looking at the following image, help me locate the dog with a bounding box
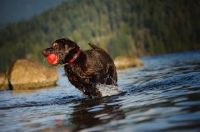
[42,38,117,98]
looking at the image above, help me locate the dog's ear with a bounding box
[64,38,79,54]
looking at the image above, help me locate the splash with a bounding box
[96,75,120,97]
[96,84,120,97]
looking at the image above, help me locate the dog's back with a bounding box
[88,43,114,64]
[87,43,117,85]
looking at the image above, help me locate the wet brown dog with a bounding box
[42,38,117,98]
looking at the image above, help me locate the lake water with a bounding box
[0,50,200,132]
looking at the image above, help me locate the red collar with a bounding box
[63,49,81,65]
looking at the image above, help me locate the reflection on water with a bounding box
[68,96,125,131]
[0,50,200,132]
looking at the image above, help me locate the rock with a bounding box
[114,56,143,70]
[6,59,59,90]
[0,73,9,91]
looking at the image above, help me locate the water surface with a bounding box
[0,50,200,132]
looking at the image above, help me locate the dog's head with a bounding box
[42,38,80,65]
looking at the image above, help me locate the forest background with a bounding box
[0,0,200,72]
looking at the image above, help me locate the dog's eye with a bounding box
[52,43,58,47]
[53,43,58,47]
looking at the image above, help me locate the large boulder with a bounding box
[5,59,59,90]
[114,56,143,70]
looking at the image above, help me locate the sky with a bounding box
[0,0,69,28]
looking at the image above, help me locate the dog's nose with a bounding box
[42,50,48,56]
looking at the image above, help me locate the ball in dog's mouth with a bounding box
[46,54,58,64]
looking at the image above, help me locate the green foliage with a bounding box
[0,0,200,72]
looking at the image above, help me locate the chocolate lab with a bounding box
[42,38,117,98]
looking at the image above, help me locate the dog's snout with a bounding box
[42,50,48,57]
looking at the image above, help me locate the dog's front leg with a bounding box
[72,82,93,98]
[71,72,102,98]
[78,82,102,98]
